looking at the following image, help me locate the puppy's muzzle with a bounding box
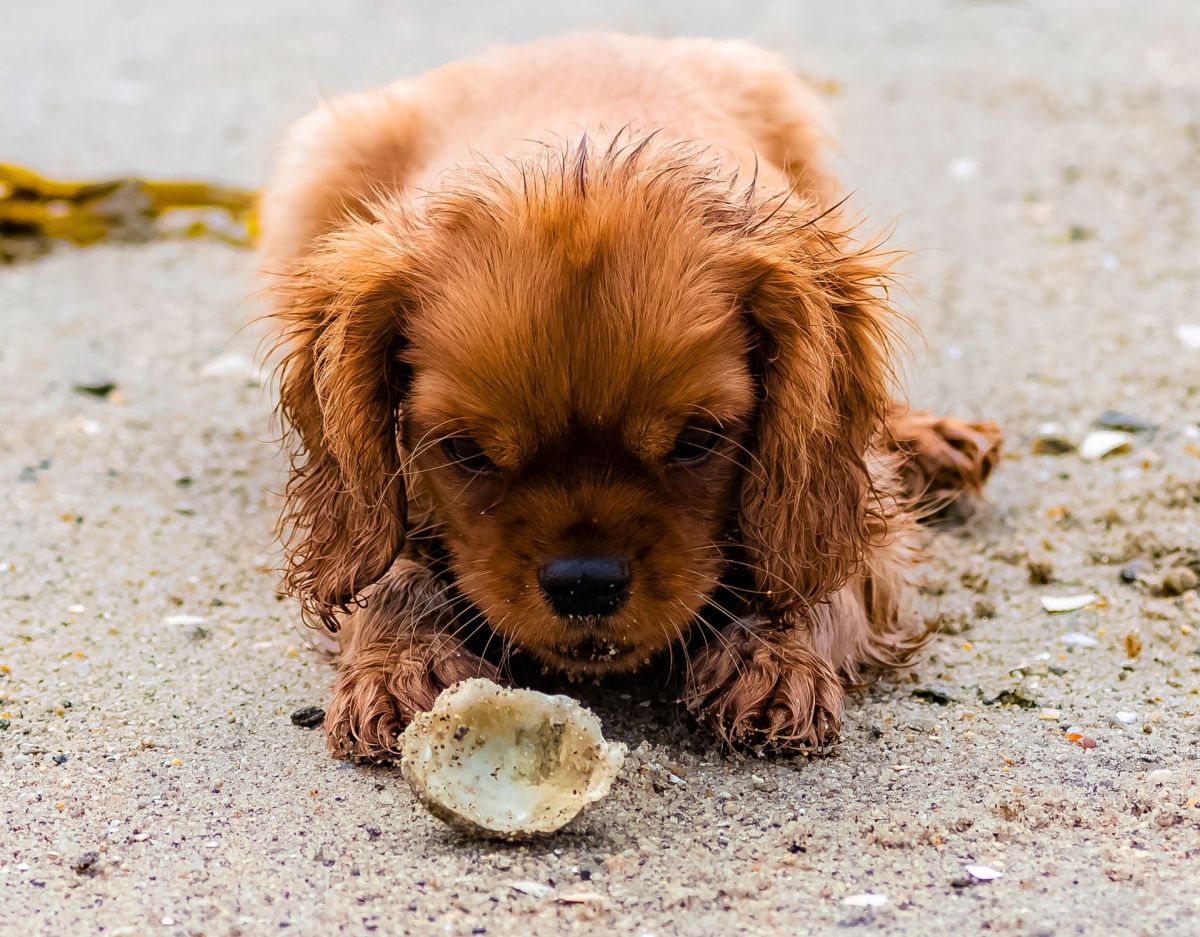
[537,555,630,619]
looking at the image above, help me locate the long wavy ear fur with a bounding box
[271,215,415,630]
[729,202,899,617]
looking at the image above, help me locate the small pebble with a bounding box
[290,705,326,728]
[1094,409,1156,434]
[1113,711,1138,725]
[1032,433,1075,456]
[1039,709,1062,721]
[71,851,100,875]
[1160,567,1198,597]
[72,380,118,399]
[1146,769,1175,785]
[1027,559,1054,584]
[1119,559,1146,584]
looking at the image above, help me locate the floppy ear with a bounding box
[271,217,415,630]
[731,211,897,616]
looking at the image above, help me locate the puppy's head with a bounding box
[276,138,895,672]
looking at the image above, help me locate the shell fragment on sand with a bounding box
[510,881,553,898]
[1177,324,1200,349]
[400,679,626,840]
[163,614,207,626]
[1042,594,1098,614]
[1078,430,1133,461]
[842,893,889,907]
[199,353,260,380]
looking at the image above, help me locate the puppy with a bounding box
[260,33,1001,760]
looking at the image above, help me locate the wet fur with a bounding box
[260,34,1002,759]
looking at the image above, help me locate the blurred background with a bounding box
[6,0,1196,404]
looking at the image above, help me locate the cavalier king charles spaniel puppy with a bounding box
[260,33,1001,760]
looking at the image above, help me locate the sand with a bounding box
[2,1,1197,934]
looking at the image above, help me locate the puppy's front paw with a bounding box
[326,638,499,763]
[683,622,843,754]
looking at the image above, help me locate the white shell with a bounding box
[1078,430,1132,461]
[400,679,626,840]
[1177,323,1200,349]
[1042,594,1098,613]
[842,893,889,907]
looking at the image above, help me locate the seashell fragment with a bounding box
[1177,323,1200,349]
[1031,422,1075,455]
[1042,593,1098,614]
[400,679,626,840]
[842,893,889,907]
[1078,430,1132,461]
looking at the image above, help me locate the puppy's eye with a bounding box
[667,422,720,464]
[441,435,495,473]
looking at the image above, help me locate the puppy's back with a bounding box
[260,33,835,269]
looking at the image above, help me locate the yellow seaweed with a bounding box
[0,162,257,262]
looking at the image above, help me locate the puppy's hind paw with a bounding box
[887,408,1003,514]
[683,623,843,755]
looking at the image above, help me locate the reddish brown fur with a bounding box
[260,34,1002,760]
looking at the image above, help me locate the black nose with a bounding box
[537,555,630,618]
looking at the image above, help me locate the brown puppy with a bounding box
[260,33,1001,760]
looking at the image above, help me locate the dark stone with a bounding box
[1094,409,1156,434]
[71,851,101,875]
[1120,559,1147,583]
[290,705,326,728]
[982,689,1038,709]
[72,381,117,399]
[912,687,957,705]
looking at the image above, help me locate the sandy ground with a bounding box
[2,1,1199,934]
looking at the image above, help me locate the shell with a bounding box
[1042,593,1098,613]
[1078,430,1132,461]
[400,679,626,840]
